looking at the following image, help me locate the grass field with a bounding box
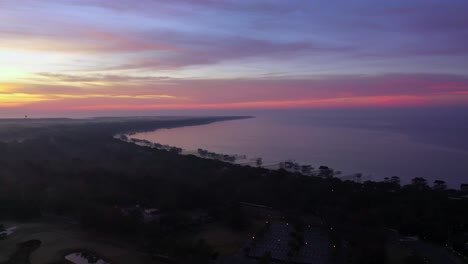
[385,242,411,264]
[0,220,153,264]
[194,220,264,256]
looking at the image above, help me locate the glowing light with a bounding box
[0,93,52,107]
[0,67,25,82]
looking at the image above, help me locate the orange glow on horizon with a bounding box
[22,94,434,112]
[3,74,468,112]
[0,93,52,107]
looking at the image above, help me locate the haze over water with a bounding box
[133,109,468,188]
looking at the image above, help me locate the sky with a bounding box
[1,0,468,116]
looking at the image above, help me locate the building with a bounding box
[461,184,468,192]
[240,202,281,219]
[245,223,331,264]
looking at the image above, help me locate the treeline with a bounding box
[0,119,468,263]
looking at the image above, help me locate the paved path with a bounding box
[387,229,466,264]
[405,240,466,264]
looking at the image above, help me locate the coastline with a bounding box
[0,115,253,142]
[118,115,254,137]
[118,116,255,163]
[123,117,342,180]
[124,114,468,188]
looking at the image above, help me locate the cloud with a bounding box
[2,0,468,75]
[3,73,468,111]
[107,33,352,70]
[2,0,468,114]
[0,24,177,54]
[35,73,173,83]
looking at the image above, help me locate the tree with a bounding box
[0,224,5,240]
[319,166,334,178]
[390,176,400,186]
[433,180,447,190]
[404,255,426,264]
[243,246,251,256]
[81,252,99,264]
[226,204,250,231]
[258,251,272,264]
[256,157,263,167]
[411,177,428,188]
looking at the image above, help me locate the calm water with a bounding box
[132,110,468,187]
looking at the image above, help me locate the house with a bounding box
[245,223,331,264]
[119,205,161,223]
[461,184,468,192]
[188,210,214,225]
[240,202,281,219]
[143,208,161,223]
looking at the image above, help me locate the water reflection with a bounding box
[132,113,468,187]
[65,252,110,264]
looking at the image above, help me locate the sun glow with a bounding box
[0,89,183,108]
[0,93,51,107]
[0,1,467,113]
[0,67,26,82]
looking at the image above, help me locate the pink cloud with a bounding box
[6,73,468,112]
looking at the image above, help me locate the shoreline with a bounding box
[118,116,255,163]
[123,115,468,188]
[122,118,350,181]
[120,115,254,137]
[0,115,253,142]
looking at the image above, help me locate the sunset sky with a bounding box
[1,0,468,115]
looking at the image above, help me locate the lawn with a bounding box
[385,242,411,264]
[0,220,153,264]
[194,220,264,256]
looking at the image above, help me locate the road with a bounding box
[387,229,466,264]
